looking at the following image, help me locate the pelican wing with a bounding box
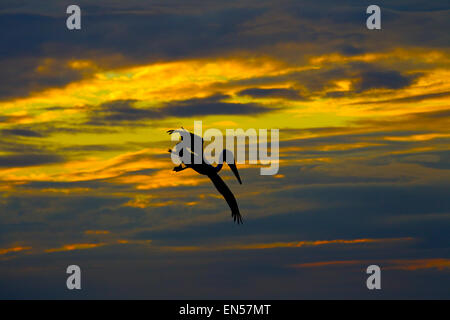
[208,173,243,224]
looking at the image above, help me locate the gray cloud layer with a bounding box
[86,94,275,125]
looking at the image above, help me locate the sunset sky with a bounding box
[0,0,449,298]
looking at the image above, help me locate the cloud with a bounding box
[224,61,424,99]
[338,45,366,56]
[45,243,106,253]
[387,258,450,271]
[0,57,92,100]
[355,70,421,92]
[0,114,33,124]
[87,95,275,125]
[354,108,450,133]
[0,153,64,168]
[386,150,450,170]
[60,143,129,153]
[84,230,110,235]
[1,128,44,137]
[290,258,450,271]
[0,246,31,255]
[290,260,364,268]
[162,94,276,117]
[1,1,447,102]
[237,87,307,100]
[162,237,414,252]
[4,121,119,137]
[86,99,162,125]
[351,91,450,105]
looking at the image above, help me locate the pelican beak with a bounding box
[228,163,242,184]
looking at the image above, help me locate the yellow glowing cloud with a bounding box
[384,133,450,142]
[0,56,286,115]
[0,48,448,196]
[124,196,175,208]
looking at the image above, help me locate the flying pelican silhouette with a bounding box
[168,128,243,224]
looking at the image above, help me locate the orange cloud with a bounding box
[45,243,106,253]
[162,237,413,252]
[84,230,110,235]
[116,239,152,245]
[0,246,32,255]
[290,258,450,272]
[387,259,450,271]
[123,194,177,208]
[45,239,151,254]
[230,237,413,250]
[291,260,364,268]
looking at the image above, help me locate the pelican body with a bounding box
[168,129,243,224]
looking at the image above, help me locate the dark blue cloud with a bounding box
[2,128,44,137]
[238,87,307,100]
[0,153,64,168]
[87,95,275,125]
[356,70,421,92]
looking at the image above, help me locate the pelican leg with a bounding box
[173,164,187,172]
